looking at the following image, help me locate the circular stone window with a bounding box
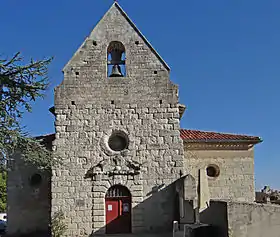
[30,173,42,187]
[108,132,129,152]
[206,165,220,178]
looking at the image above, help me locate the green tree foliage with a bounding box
[0,171,6,212]
[0,52,56,169]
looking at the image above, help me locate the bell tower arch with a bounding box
[107,41,126,77]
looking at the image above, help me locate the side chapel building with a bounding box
[7,2,262,236]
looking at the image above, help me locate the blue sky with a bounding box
[1,0,280,190]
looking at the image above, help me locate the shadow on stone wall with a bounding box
[5,181,177,237]
[3,230,50,237]
[92,180,179,236]
[180,200,228,237]
[6,163,52,237]
[200,201,229,237]
[6,182,229,237]
[91,183,228,237]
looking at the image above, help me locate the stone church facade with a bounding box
[7,2,262,236]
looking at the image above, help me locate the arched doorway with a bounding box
[105,185,132,234]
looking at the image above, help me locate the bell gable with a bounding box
[62,2,170,80]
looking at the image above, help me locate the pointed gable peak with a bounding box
[108,2,170,71]
[64,1,170,72]
[111,1,121,8]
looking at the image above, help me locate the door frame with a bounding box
[105,185,132,234]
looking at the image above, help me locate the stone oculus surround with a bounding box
[51,2,184,236]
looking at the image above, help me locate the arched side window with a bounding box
[107,41,126,77]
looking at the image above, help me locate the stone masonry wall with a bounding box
[192,201,280,237]
[227,201,280,237]
[7,153,51,235]
[52,4,184,236]
[183,144,255,202]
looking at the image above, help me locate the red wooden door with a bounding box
[105,186,131,234]
[105,199,120,234]
[105,197,131,234]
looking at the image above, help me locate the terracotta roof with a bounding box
[180,129,262,143]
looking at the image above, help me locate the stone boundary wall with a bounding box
[227,201,280,237]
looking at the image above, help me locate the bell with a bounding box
[110,65,123,77]
[110,50,123,65]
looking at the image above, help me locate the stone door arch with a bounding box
[105,185,132,234]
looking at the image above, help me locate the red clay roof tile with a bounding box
[180,129,262,143]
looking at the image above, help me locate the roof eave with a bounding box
[49,106,55,116]
[182,139,262,144]
[179,104,186,120]
[34,133,55,140]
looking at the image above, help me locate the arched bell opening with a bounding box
[105,185,132,234]
[107,41,126,77]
